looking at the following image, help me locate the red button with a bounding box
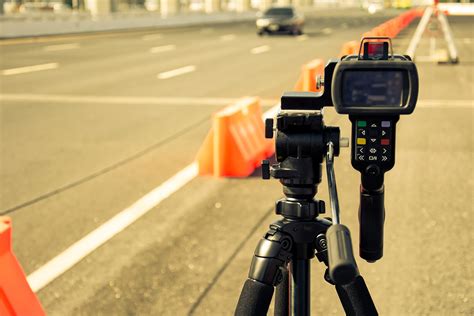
[381,139,390,145]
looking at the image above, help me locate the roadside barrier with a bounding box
[0,217,45,316]
[363,8,424,38]
[340,8,424,56]
[340,41,359,56]
[293,59,324,92]
[196,97,273,177]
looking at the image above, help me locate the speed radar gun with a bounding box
[235,37,418,316]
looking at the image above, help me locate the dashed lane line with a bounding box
[1,63,59,76]
[250,45,270,54]
[26,104,281,293]
[142,34,163,41]
[220,34,236,41]
[297,34,309,41]
[43,43,80,52]
[157,65,196,79]
[0,94,279,107]
[149,45,176,53]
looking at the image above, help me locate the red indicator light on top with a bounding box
[381,139,390,145]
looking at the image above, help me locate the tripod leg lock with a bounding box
[248,231,293,286]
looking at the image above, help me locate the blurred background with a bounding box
[0,0,472,315]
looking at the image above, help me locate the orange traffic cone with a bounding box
[196,97,274,177]
[0,217,45,316]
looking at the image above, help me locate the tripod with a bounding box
[235,111,378,316]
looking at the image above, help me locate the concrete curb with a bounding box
[0,11,257,39]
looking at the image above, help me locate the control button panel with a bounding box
[354,119,394,165]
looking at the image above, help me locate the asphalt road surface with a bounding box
[0,9,472,316]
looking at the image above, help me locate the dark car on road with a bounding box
[256,6,304,36]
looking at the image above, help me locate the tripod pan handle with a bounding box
[326,224,358,285]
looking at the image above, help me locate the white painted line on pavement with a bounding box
[200,27,214,34]
[1,63,59,76]
[0,94,279,107]
[157,65,196,79]
[27,163,199,292]
[142,34,162,41]
[322,27,332,35]
[43,43,80,52]
[220,34,236,41]
[418,100,473,108]
[26,103,281,293]
[251,45,270,54]
[297,35,308,41]
[149,45,176,53]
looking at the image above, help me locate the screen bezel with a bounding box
[332,60,418,115]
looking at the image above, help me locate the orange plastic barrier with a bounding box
[293,59,324,92]
[0,217,45,316]
[196,97,274,177]
[340,8,424,57]
[340,41,360,57]
[362,8,424,39]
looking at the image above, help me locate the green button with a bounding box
[357,121,367,127]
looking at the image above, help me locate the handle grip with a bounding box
[326,224,358,285]
[336,275,378,316]
[359,187,385,262]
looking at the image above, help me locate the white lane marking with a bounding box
[297,35,308,41]
[43,43,80,52]
[418,100,473,108]
[149,45,176,53]
[220,34,236,41]
[27,163,199,292]
[26,103,281,293]
[0,94,279,107]
[1,63,58,76]
[322,27,332,35]
[157,65,196,79]
[200,27,214,34]
[142,34,162,41]
[251,45,270,54]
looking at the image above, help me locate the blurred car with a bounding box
[256,6,304,36]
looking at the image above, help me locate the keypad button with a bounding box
[357,138,366,145]
[381,139,390,145]
[358,121,367,127]
[381,121,391,127]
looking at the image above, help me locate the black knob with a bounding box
[265,118,274,139]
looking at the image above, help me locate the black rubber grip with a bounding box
[235,279,274,316]
[336,275,378,316]
[326,224,358,285]
[359,188,385,262]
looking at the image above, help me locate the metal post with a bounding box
[290,259,310,316]
[437,11,459,63]
[406,6,433,59]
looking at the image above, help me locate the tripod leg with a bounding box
[274,265,289,316]
[335,275,378,316]
[235,230,292,316]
